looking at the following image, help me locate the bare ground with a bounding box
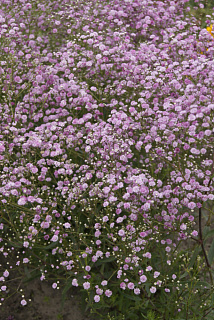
[0,278,97,320]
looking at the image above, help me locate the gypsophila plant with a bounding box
[0,0,214,319]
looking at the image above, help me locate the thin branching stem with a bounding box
[198,207,213,286]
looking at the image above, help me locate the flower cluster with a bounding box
[0,0,213,318]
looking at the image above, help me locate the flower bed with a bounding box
[0,0,214,319]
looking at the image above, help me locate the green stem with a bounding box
[199,208,213,285]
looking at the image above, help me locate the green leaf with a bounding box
[145,283,151,295]
[179,271,189,279]
[62,278,73,297]
[90,302,102,309]
[203,226,210,237]
[208,239,214,265]
[122,293,142,302]
[34,241,59,250]
[23,270,41,283]
[7,240,22,248]
[60,279,74,311]
[212,292,214,305]
[159,290,166,304]
[204,230,214,243]
[206,310,214,320]
[188,246,201,269]
[117,294,123,311]
[24,266,31,278]
[194,280,211,289]
[100,263,105,275]
[94,256,116,267]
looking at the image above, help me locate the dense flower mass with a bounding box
[0,0,214,319]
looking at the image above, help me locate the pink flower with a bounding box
[52,283,57,289]
[103,187,110,194]
[63,223,71,229]
[96,250,103,258]
[188,202,196,210]
[143,203,150,211]
[118,229,125,237]
[18,197,27,206]
[205,130,211,136]
[134,288,140,295]
[1,285,7,291]
[51,235,58,242]
[95,230,101,237]
[3,270,9,277]
[94,295,100,302]
[150,286,156,293]
[0,143,5,152]
[190,148,200,155]
[41,222,50,229]
[60,100,66,107]
[105,289,112,297]
[143,252,151,258]
[127,282,134,290]
[192,230,198,237]
[154,271,160,278]
[27,196,36,203]
[135,141,143,151]
[146,266,152,271]
[180,223,187,231]
[145,144,152,152]
[21,299,27,306]
[36,75,43,83]
[103,216,109,222]
[85,266,91,272]
[124,202,130,209]
[92,256,98,262]
[140,232,147,238]
[83,281,90,290]
[120,282,126,290]
[96,288,103,295]
[140,275,147,283]
[72,279,78,287]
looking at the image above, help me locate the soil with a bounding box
[0,278,97,320]
[0,251,97,320]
